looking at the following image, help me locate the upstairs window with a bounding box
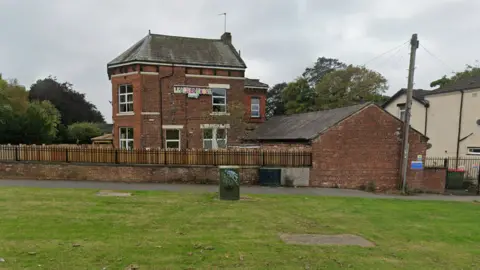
[251,97,260,118]
[398,104,406,121]
[467,147,480,155]
[212,88,227,113]
[119,84,133,113]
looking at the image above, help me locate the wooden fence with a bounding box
[0,146,312,167]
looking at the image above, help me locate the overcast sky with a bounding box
[1,0,479,122]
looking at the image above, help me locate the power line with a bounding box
[362,40,409,66]
[420,44,455,73]
[376,42,409,67]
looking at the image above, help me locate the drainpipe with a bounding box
[424,103,429,136]
[455,90,464,168]
[159,65,175,148]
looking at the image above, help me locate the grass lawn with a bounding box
[0,188,479,269]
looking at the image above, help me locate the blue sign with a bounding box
[411,161,423,170]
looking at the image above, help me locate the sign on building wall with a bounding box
[173,86,212,95]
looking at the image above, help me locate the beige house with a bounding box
[383,76,480,158]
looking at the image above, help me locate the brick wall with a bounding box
[0,162,259,185]
[409,168,446,193]
[110,65,266,149]
[310,105,428,190]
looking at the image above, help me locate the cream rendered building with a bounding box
[383,76,480,158]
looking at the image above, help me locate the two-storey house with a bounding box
[383,75,480,158]
[107,32,268,149]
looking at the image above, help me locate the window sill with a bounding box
[210,112,230,116]
[116,112,135,116]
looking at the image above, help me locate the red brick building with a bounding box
[107,32,268,149]
[246,103,440,191]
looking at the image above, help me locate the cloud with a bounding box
[0,0,478,122]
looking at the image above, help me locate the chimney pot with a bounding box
[221,32,232,44]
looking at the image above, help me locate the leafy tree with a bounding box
[430,63,480,88]
[67,122,103,144]
[29,76,105,126]
[20,101,61,144]
[266,82,287,118]
[282,78,316,115]
[315,65,388,110]
[303,57,347,87]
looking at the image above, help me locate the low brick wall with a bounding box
[0,162,259,185]
[409,167,446,193]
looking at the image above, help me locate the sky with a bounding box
[1,0,479,123]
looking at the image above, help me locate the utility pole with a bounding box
[401,33,419,194]
[219,13,227,32]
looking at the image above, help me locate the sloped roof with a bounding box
[91,133,113,141]
[425,75,480,95]
[245,78,269,89]
[382,88,430,108]
[108,33,246,68]
[246,103,370,141]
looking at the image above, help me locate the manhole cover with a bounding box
[280,234,375,247]
[96,190,132,197]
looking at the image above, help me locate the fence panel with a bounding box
[0,145,312,167]
[425,157,480,179]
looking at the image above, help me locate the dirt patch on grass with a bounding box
[96,190,132,197]
[280,234,375,247]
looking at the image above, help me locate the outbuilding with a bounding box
[246,103,444,191]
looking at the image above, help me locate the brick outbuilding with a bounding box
[246,103,437,191]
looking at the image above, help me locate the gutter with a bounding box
[455,90,465,168]
[159,65,175,148]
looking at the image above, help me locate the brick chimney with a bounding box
[221,32,232,44]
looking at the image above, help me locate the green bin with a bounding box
[446,170,465,189]
[219,166,240,200]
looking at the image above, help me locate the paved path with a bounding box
[0,179,477,202]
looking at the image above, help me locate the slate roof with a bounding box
[425,75,480,95]
[246,103,370,141]
[382,89,431,108]
[108,33,246,68]
[245,78,269,89]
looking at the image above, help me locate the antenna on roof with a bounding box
[218,12,227,32]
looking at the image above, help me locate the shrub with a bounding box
[365,181,376,192]
[284,176,295,187]
[67,122,103,144]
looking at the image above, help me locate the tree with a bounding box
[67,122,103,144]
[315,65,388,110]
[282,78,316,115]
[29,76,105,126]
[430,63,480,88]
[20,101,61,144]
[302,57,347,87]
[266,82,287,118]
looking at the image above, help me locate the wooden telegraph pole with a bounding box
[401,34,419,194]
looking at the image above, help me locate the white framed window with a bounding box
[251,97,260,118]
[212,88,227,113]
[119,127,134,150]
[165,129,181,149]
[203,127,227,149]
[467,147,480,155]
[398,104,406,121]
[118,84,133,113]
